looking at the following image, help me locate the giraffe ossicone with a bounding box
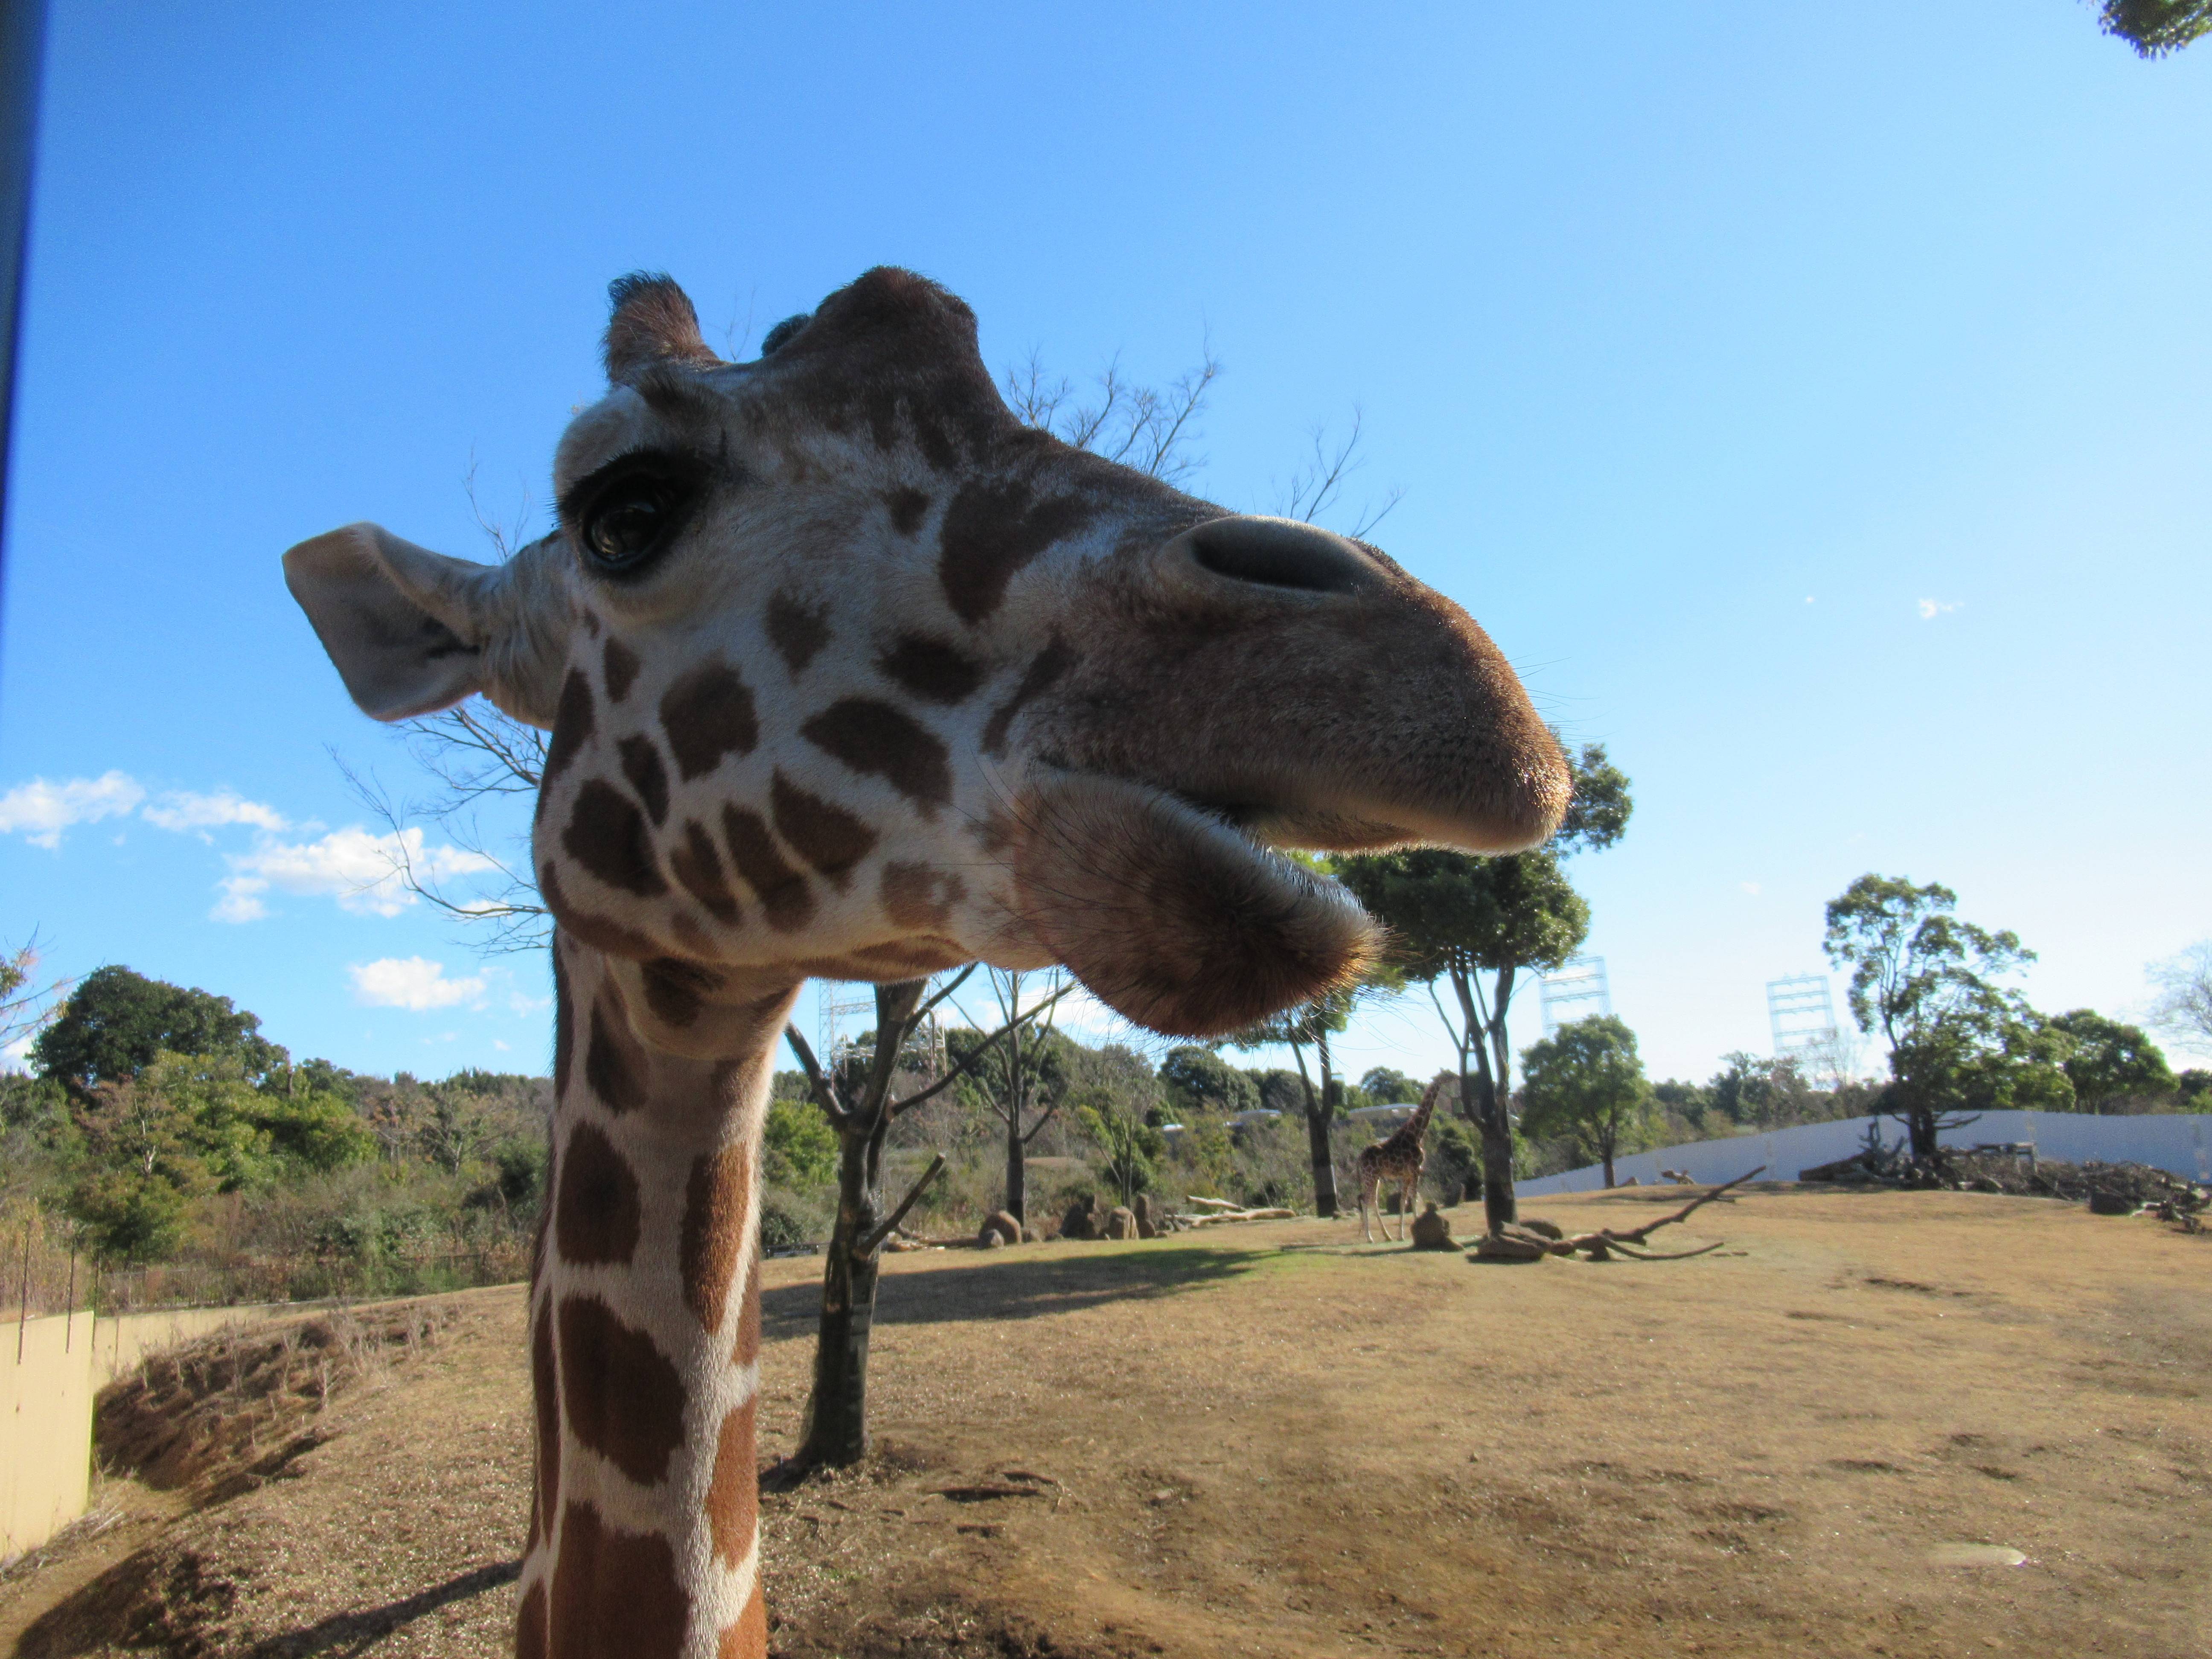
[283,265,1568,1659]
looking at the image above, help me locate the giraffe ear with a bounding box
[282,522,570,727]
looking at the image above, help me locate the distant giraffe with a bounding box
[1356,1075,1447,1243]
[282,268,1567,1658]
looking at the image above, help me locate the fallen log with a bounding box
[1182,1206,1297,1226]
[1554,1166,1763,1259]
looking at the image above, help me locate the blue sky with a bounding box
[2,2,2206,1087]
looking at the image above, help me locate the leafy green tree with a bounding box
[763,1098,839,1187]
[1706,1052,1825,1129]
[1358,1066,1420,1105]
[2097,0,2212,56]
[1336,742,1630,1232]
[1823,875,2046,1156]
[2045,1010,2174,1114]
[1519,1016,1655,1188]
[1226,973,1389,1218]
[33,966,283,1087]
[1077,1090,1167,1206]
[1650,1078,1711,1134]
[1158,1045,1260,1116]
[67,1074,211,1260]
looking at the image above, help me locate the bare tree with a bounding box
[779,969,1068,1469]
[1003,347,1220,487]
[2148,941,2212,1057]
[0,933,70,1057]
[958,967,1071,1226]
[1272,407,1404,540]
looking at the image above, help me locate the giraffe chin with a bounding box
[1009,772,1380,1039]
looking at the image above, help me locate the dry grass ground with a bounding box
[1,1185,2206,1658]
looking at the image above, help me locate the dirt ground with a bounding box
[2,1184,2206,1658]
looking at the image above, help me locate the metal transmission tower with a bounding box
[817,984,875,1072]
[1539,955,1612,1036]
[1767,974,1843,1086]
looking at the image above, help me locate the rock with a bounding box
[2087,1191,2137,1216]
[1106,1206,1138,1240]
[1131,1193,1153,1227]
[1516,1217,1564,1240]
[1022,1226,1042,1243]
[1136,1217,1158,1240]
[1472,1230,1549,1262]
[1060,1199,1100,1241]
[978,1230,1005,1249]
[1620,1176,1640,1187]
[979,1210,1022,1246]
[1409,1203,1456,1250]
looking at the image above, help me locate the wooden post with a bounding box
[16,1215,30,1362]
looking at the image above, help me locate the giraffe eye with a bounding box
[579,471,696,574]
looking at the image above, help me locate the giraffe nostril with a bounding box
[1180,516,1381,597]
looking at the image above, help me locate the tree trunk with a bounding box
[1002,1017,1027,1224]
[795,1110,886,1467]
[1453,967,1518,1233]
[1601,1148,1616,1188]
[1289,1040,1338,1218]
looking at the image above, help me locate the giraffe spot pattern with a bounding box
[937,478,1095,623]
[543,866,665,961]
[563,780,668,897]
[585,991,648,1115]
[717,1586,768,1659]
[801,699,952,811]
[601,636,641,703]
[669,819,742,926]
[554,1121,641,1265]
[764,590,831,678]
[551,946,575,1098]
[617,734,671,826]
[720,805,816,932]
[549,1500,688,1659]
[770,771,877,888]
[731,1250,761,1366]
[659,661,758,781]
[877,633,982,705]
[883,486,931,537]
[532,1298,560,1540]
[516,1579,548,1659]
[680,1138,753,1334]
[539,670,596,812]
[641,955,720,1028]
[705,1397,760,1568]
[556,1295,689,1487]
[982,635,1074,756]
[879,862,966,932]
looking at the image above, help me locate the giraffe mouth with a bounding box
[1008,771,1380,1039]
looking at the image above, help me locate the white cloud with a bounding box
[349,956,488,1011]
[216,827,495,921]
[1917,597,1961,620]
[0,771,146,848]
[143,789,288,835]
[1740,881,1762,896]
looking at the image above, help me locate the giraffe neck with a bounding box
[518,934,797,1659]
[1402,1089,1438,1147]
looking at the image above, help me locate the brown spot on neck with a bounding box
[531,1299,560,1544]
[549,1499,688,1659]
[883,486,931,537]
[602,636,641,703]
[705,1397,760,1569]
[878,633,983,704]
[764,590,832,678]
[769,771,877,888]
[562,781,667,897]
[721,805,817,932]
[938,478,1095,623]
[669,820,742,926]
[552,946,576,1098]
[585,989,649,1115]
[539,669,597,815]
[640,955,721,1027]
[680,1134,754,1334]
[556,1295,688,1486]
[545,868,666,961]
[659,661,759,781]
[879,862,966,931]
[554,1122,642,1265]
[982,636,1074,757]
[801,699,952,812]
[617,735,671,827]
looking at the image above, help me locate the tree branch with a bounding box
[782,1024,852,1130]
[860,1153,947,1255]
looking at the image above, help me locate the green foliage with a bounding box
[1336,848,1589,983]
[2046,1009,2175,1112]
[1426,1112,1484,1204]
[1158,1045,1259,1115]
[1249,1068,1304,1115]
[763,1098,839,1187]
[2098,0,2212,56]
[33,965,284,1087]
[1552,740,1633,855]
[2177,1069,2212,1110]
[1358,1066,1419,1105]
[1076,1092,1166,1205]
[1519,1016,1656,1183]
[1823,876,2034,1051]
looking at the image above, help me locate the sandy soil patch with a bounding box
[3,1186,2205,1657]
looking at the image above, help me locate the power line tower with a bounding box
[1539,955,1612,1036]
[817,983,874,1073]
[1767,973,1844,1086]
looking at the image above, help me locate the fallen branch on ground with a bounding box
[1557,1166,1763,1259]
[1182,1206,1297,1226]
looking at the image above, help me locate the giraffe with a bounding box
[282,266,1569,1659]
[1356,1074,1447,1243]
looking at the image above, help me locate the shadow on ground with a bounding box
[760,1246,1271,1342]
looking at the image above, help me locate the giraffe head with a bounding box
[287,268,1567,1043]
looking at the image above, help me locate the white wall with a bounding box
[1515,1111,2212,1197]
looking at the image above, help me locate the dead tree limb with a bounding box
[861,1154,947,1257]
[1551,1166,1765,1260]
